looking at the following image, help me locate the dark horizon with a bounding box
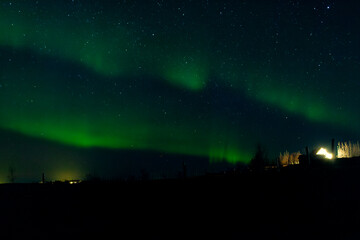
[0,126,350,183]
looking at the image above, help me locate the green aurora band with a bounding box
[0,1,209,90]
[245,75,360,131]
[1,0,360,164]
[0,54,252,163]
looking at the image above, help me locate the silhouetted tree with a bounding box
[249,144,267,172]
[140,169,149,181]
[279,151,301,166]
[235,162,248,174]
[338,141,360,158]
[8,166,16,183]
[42,173,45,184]
[127,175,136,182]
[279,151,290,166]
[182,161,187,179]
[85,173,101,182]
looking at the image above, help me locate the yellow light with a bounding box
[316,147,333,159]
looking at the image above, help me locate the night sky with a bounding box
[0,0,360,182]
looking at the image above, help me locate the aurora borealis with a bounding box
[1,0,360,181]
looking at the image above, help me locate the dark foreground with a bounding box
[1,167,360,239]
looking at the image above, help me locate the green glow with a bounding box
[1,118,250,164]
[163,59,208,90]
[0,6,128,76]
[0,3,210,91]
[209,147,252,164]
[242,73,358,130]
[255,87,353,127]
[256,87,329,122]
[0,3,234,161]
[0,62,249,164]
[164,67,206,90]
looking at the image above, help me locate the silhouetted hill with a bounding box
[1,167,360,239]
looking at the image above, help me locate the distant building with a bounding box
[65,180,81,184]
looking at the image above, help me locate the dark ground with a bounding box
[1,165,360,239]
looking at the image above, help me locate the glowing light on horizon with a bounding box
[316,147,333,159]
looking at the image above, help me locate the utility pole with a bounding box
[306,146,310,166]
[42,173,45,184]
[182,161,187,179]
[8,166,15,183]
[331,138,335,158]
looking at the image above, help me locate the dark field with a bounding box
[1,166,360,239]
